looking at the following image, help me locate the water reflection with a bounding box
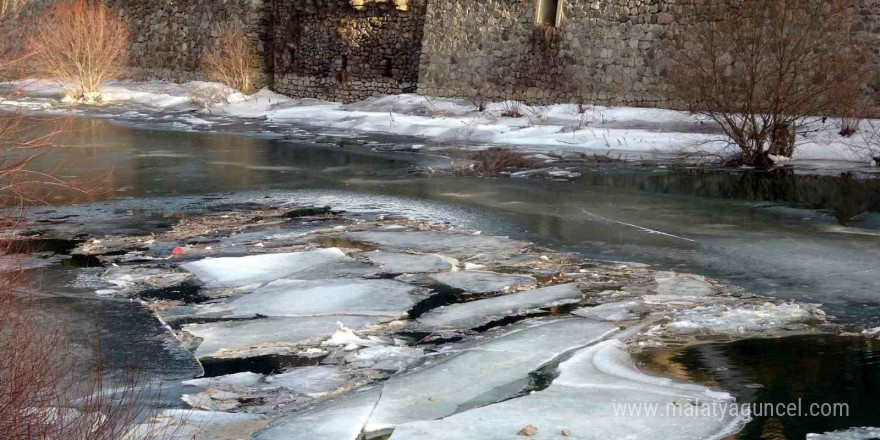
[578,168,880,228]
[22,117,416,205]
[638,336,880,440]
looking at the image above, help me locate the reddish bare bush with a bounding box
[27,0,130,101]
[2,23,176,440]
[202,28,259,94]
[665,0,871,167]
[0,254,177,440]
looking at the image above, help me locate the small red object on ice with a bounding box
[172,246,184,256]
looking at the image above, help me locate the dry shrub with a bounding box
[202,28,258,94]
[27,0,130,102]
[836,86,871,138]
[848,119,880,163]
[1,0,28,20]
[498,100,524,118]
[1,0,21,20]
[665,0,870,167]
[2,25,174,439]
[454,147,540,176]
[0,250,175,440]
[468,92,486,113]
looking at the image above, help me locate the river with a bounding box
[13,112,880,439]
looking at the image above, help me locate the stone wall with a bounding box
[851,0,880,104]
[417,0,880,107]
[272,0,426,102]
[105,0,880,107]
[109,0,273,87]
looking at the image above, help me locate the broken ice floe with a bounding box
[344,345,425,373]
[125,409,267,440]
[267,366,351,397]
[416,283,582,331]
[427,270,537,294]
[253,387,382,440]
[363,250,455,274]
[99,266,192,295]
[573,300,646,322]
[184,315,386,359]
[807,427,880,440]
[389,340,746,440]
[181,248,347,288]
[656,302,824,337]
[643,272,718,306]
[54,205,836,440]
[364,319,618,435]
[201,279,422,318]
[183,371,265,388]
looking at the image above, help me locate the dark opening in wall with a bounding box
[537,0,563,27]
[382,57,393,78]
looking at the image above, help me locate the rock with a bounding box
[518,424,538,436]
[562,427,572,436]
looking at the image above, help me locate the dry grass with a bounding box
[452,147,541,176]
[27,0,130,101]
[498,100,524,118]
[202,28,258,94]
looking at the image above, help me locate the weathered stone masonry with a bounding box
[109,0,274,88]
[416,0,880,107]
[272,0,426,102]
[114,0,880,107]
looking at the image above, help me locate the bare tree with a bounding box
[202,29,259,94]
[27,0,130,102]
[665,0,870,167]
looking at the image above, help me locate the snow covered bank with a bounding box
[5,79,877,163]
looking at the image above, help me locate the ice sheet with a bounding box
[364,319,618,434]
[427,270,537,294]
[184,315,386,358]
[389,340,746,440]
[417,283,582,330]
[182,248,347,288]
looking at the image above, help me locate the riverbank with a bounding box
[15,200,840,440]
[4,79,879,169]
